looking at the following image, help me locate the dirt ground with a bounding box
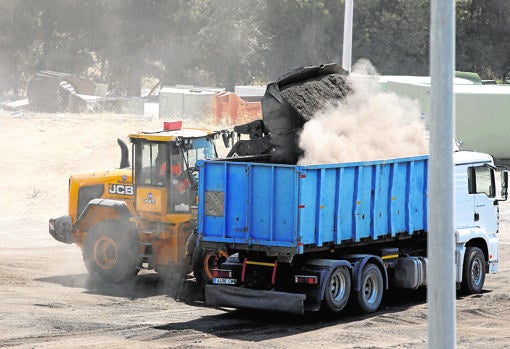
[1,111,510,348]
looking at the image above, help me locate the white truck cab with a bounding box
[454,150,507,292]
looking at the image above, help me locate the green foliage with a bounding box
[0,0,108,93]
[456,0,510,80]
[261,0,344,78]
[0,0,508,95]
[354,0,430,75]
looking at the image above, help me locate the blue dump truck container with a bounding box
[198,156,428,254]
[195,152,504,315]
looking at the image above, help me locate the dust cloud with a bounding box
[298,59,428,165]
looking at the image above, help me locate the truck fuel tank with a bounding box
[390,257,427,290]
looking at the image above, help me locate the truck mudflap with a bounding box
[205,285,306,315]
[48,215,73,244]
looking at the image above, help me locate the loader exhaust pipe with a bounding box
[117,138,130,168]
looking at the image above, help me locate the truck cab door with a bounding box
[468,166,499,234]
[455,164,475,228]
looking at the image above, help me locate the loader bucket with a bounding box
[227,63,351,164]
[261,63,350,164]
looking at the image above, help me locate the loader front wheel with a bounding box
[83,220,140,283]
[192,247,229,287]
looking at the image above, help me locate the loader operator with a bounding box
[157,154,191,213]
[159,159,190,194]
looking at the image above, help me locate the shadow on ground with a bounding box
[38,272,491,342]
[153,287,429,342]
[35,272,205,303]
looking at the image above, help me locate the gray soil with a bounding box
[1,112,509,348]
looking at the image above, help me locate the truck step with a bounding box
[138,236,154,270]
[138,252,153,269]
[138,261,153,270]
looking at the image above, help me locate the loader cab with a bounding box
[130,125,217,223]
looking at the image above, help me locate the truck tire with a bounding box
[355,263,383,313]
[323,266,351,313]
[83,219,140,283]
[461,246,486,294]
[192,247,229,287]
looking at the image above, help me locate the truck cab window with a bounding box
[468,166,495,198]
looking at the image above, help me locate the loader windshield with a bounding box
[181,137,216,182]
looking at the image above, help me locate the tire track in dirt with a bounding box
[3,113,510,348]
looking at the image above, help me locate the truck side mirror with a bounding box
[222,131,232,148]
[501,171,508,200]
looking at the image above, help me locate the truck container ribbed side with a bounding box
[197,156,428,255]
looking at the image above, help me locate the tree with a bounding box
[187,0,268,89]
[261,0,345,78]
[353,0,430,75]
[0,0,508,96]
[0,0,108,94]
[101,0,191,95]
[456,0,510,80]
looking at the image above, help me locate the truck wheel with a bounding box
[83,220,140,283]
[355,263,383,313]
[323,266,351,312]
[461,246,486,294]
[192,248,229,287]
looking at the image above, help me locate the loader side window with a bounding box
[468,166,495,198]
[136,142,168,187]
[134,140,192,213]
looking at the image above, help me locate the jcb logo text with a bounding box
[108,184,134,196]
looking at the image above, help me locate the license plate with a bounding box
[213,278,237,285]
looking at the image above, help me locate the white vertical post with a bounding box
[342,0,353,73]
[428,0,456,348]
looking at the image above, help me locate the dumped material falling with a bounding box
[280,74,351,122]
[298,60,428,164]
[260,64,351,164]
[227,61,427,165]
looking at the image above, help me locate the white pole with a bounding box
[428,0,456,347]
[342,0,353,73]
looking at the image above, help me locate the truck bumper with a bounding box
[48,215,73,244]
[205,284,306,315]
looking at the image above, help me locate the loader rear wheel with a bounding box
[355,263,383,313]
[83,220,140,283]
[323,266,351,313]
[461,246,486,294]
[192,248,229,287]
